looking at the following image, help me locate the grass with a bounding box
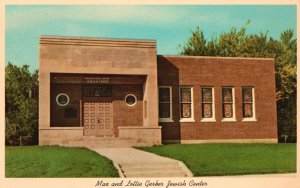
[5,146,119,177]
[138,143,296,176]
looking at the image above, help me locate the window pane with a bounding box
[125,95,136,106]
[223,104,233,118]
[202,103,212,118]
[159,88,170,102]
[243,88,253,102]
[180,88,191,102]
[94,85,112,97]
[57,94,69,106]
[222,88,233,102]
[94,86,101,97]
[83,86,94,97]
[202,88,212,102]
[83,85,112,97]
[243,103,253,118]
[159,103,171,118]
[181,103,191,118]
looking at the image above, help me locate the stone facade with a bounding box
[39,36,278,146]
[39,36,160,146]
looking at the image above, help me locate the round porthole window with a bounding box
[56,93,70,106]
[125,94,137,107]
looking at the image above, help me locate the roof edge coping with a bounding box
[39,35,156,48]
[158,55,275,61]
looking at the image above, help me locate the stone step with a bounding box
[120,162,179,169]
[70,141,137,145]
[81,136,135,141]
[63,135,156,147]
[119,161,190,177]
[123,171,188,177]
[122,166,184,173]
[66,138,150,148]
[68,143,136,148]
[69,140,144,144]
[72,141,138,144]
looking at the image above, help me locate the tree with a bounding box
[5,63,39,146]
[179,26,207,56]
[179,24,297,142]
[276,30,297,142]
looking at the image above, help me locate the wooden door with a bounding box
[83,101,113,136]
[83,102,97,136]
[97,101,113,137]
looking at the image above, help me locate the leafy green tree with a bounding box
[179,24,296,142]
[179,26,207,56]
[5,63,39,146]
[276,30,297,142]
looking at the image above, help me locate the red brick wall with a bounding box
[113,84,144,136]
[157,55,278,141]
[50,83,81,127]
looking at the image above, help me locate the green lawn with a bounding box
[139,143,296,176]
[5,146,119,177]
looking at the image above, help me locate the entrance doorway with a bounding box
[83,101,113,136]
[82,85,113,137]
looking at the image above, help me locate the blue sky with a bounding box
[5,5,297,72]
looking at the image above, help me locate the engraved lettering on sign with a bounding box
[84,77,110,84]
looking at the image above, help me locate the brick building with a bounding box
[39,36,278,146]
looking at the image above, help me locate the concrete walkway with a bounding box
[89,147,193,177]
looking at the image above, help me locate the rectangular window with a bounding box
[83,85,112,97]
[222,87,236,122]
[179,87,194,122]
[201,87,215,122]
[242,87,256,121]
[158,86,173,122]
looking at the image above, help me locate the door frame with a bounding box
[82,97,113,136]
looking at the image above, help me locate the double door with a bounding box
[83,100,113,137]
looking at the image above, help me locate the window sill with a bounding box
[222,118,237,122]
[201,118,216,122]
[180,119,195,123]
[242,118,257,122]
[159,119,174,123]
